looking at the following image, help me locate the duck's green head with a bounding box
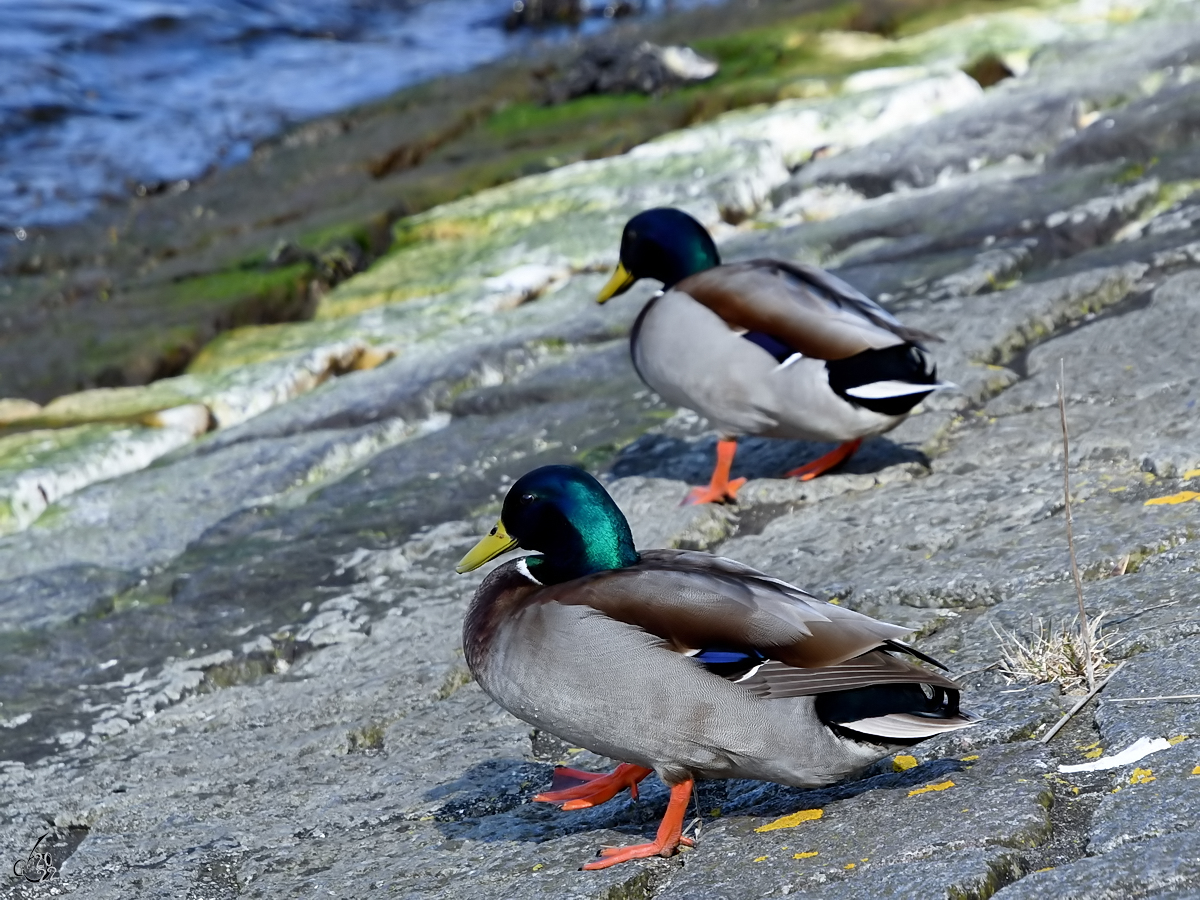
[455,465,638,584]
[597,207,720,303]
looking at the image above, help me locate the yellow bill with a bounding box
[596,262,635,303]
[455,519,519,573]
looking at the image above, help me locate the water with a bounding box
[0,0,701,232]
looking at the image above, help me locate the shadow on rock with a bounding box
[715,757,967,819]
[426,755,966,844]
[428,759,552,821]
[609,432,927,485]
[427,757,671,844]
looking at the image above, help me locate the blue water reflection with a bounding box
[0,0,709,230]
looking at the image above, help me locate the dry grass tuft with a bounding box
[993,614,1120,694]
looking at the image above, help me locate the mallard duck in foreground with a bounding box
[455,465,975,869]
[597,208,955,505]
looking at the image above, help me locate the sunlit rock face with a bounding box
[2,0,1200,895]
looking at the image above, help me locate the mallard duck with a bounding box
[597,207,955,504]
[455,464,975,870]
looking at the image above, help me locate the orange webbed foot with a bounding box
[784,438,863,481]
[582,834,695,869]
[580,779,695,870]
[682,477,747,506]
[681,438,744,506]
[535,763,653,810]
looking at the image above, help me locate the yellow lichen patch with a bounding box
[531,863,544,871]
[1145,491,1200,506]
[844,862,856,870]
[1036,866,1055,873]
[754,856,770,863]
[794,851,819,859]
[893,754,919,772]
[1084,748,1104,759]
[1192,765,1200,776]
[909,780,956,796]
[755,808,823,832]
[1129,768,1156,785]
[961,755,979,762]
[1167,735,1189,746]
[1183,469,1200,480]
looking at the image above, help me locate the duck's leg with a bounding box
[784,438,862,481]
[682,438,747,505]
[581,778,695,870]
[535,763,653,810]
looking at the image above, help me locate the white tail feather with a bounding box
[840,712,978,740]
[844,380,957,400]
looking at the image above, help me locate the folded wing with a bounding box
[676,260,941,361]
[546,548,911,669]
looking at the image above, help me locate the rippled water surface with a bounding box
[0,0,701,231]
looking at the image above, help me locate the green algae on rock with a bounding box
[27,384,205,428]
[313,69,980,322]
[0,423,202,536]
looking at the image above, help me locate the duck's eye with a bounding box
[489,526,498,536]
[520,493,536,505]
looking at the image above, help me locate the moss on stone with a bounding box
[296,221,374,253]
[486,93,653,139]
[0,422,201,535]
[0,424,129,474]
[163,263,310,310]
[186,319,366,374]
[434,666,474,700]
[347,721,387,752]
[201,657,278,691]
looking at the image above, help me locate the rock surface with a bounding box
[3,0,1200,896]
[541,41,719,104]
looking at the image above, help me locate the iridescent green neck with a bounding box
[682,231,720,276]
[525,486,638,585]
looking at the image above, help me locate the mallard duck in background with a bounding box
[597,208,955,505]
[455,465,975,869]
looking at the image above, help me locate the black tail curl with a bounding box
[815,682,962,745]
[826,343,938,416]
